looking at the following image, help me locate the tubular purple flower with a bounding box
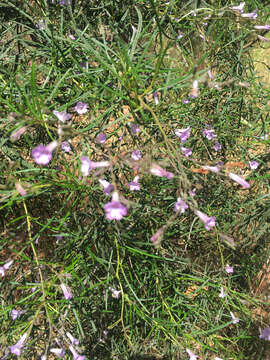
[230,312,240,324]
[150,164,174,179]
[175,127,191,143]
[104,192,127,221]
[129,123,140,134]
[213,142,222,151]
[150,228,164,244]
[99,179,114,195]
[257,35,269,42]
[131,150,142,161]
[182,98,190,104]
[225,264,234,274]
[109,287,121,299]
[254,25,270,30]
[61,141,71,153]
[11,309,25,321]
[10,126,27,141]
[80,156,109,177]
[153,91,159,105]
[230,2,245,12]
[218,287,227,298]
[195,210,215,231]
[66,332,79,345]
[69,345,85,360]
[259,326,270,341]
[249,160,259,170]
[228,172,250,189]
[32,141,58,165]
[53,110,72,123]
[186,348,198,360]
[74,102,88,115]
[128,176,140,191]
[50,348,65,357]
[202,165,220,173]
[189,80,199,98]
[181,147,192,157]
[9,332,28,356]
[241,10,257,19]
[97,133,106,144]
[174,198,188,213]
[60,283,73,300]
[15,182,27,196]
[203,128,216,140]
[0,260,13,278]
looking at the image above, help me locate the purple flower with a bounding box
[53,110,72,123]
[225,264,234,274]
[80,156,109,177]
[32,141,58,165]
[228,172,250,189]
[189,188,196,197]
[69,345,85,360]
[208,70,214,79]
[175,127,191,143]
[257,35,269,42]
[61,141,71,153]
[74,102,88,115]
[195,210,216,230]
[182,98,190,104]
[203,128,216,140]
[150,228,164,244]
[186,348,198,360]
[11,309,25,321]
[0,260,13,278]
[174,197,188,213]
[61,283,73,300]
[241,10,257,19]
[69,34,76,40]
[10,126,27,141]
[202,165,221,173]
[181,147,192,157]
[177,32,184,39]
[66,332,79,345]
[230,312,240,324]
[249,160,259,170]
[9,332,28,356]
[96,133,106,144]
[230,2,245,12]
[131,150,142,161]
[50,348,65,357]
[99,179,114,195]
[259,326,270,341]
[109,286,121,299]
[254,25,270,30]
[128,176,140,191]
[218,287,227,298]
[213,142,222,151]
[35,20,46,30]
[153,91,159,105]
[15,182,27,196]
[150,164,174,179]
[60,0,72,5]
[129,123,140,134]
[104,192,127,220]
[189,80,199,98]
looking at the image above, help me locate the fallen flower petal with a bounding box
[9,332,28,356]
